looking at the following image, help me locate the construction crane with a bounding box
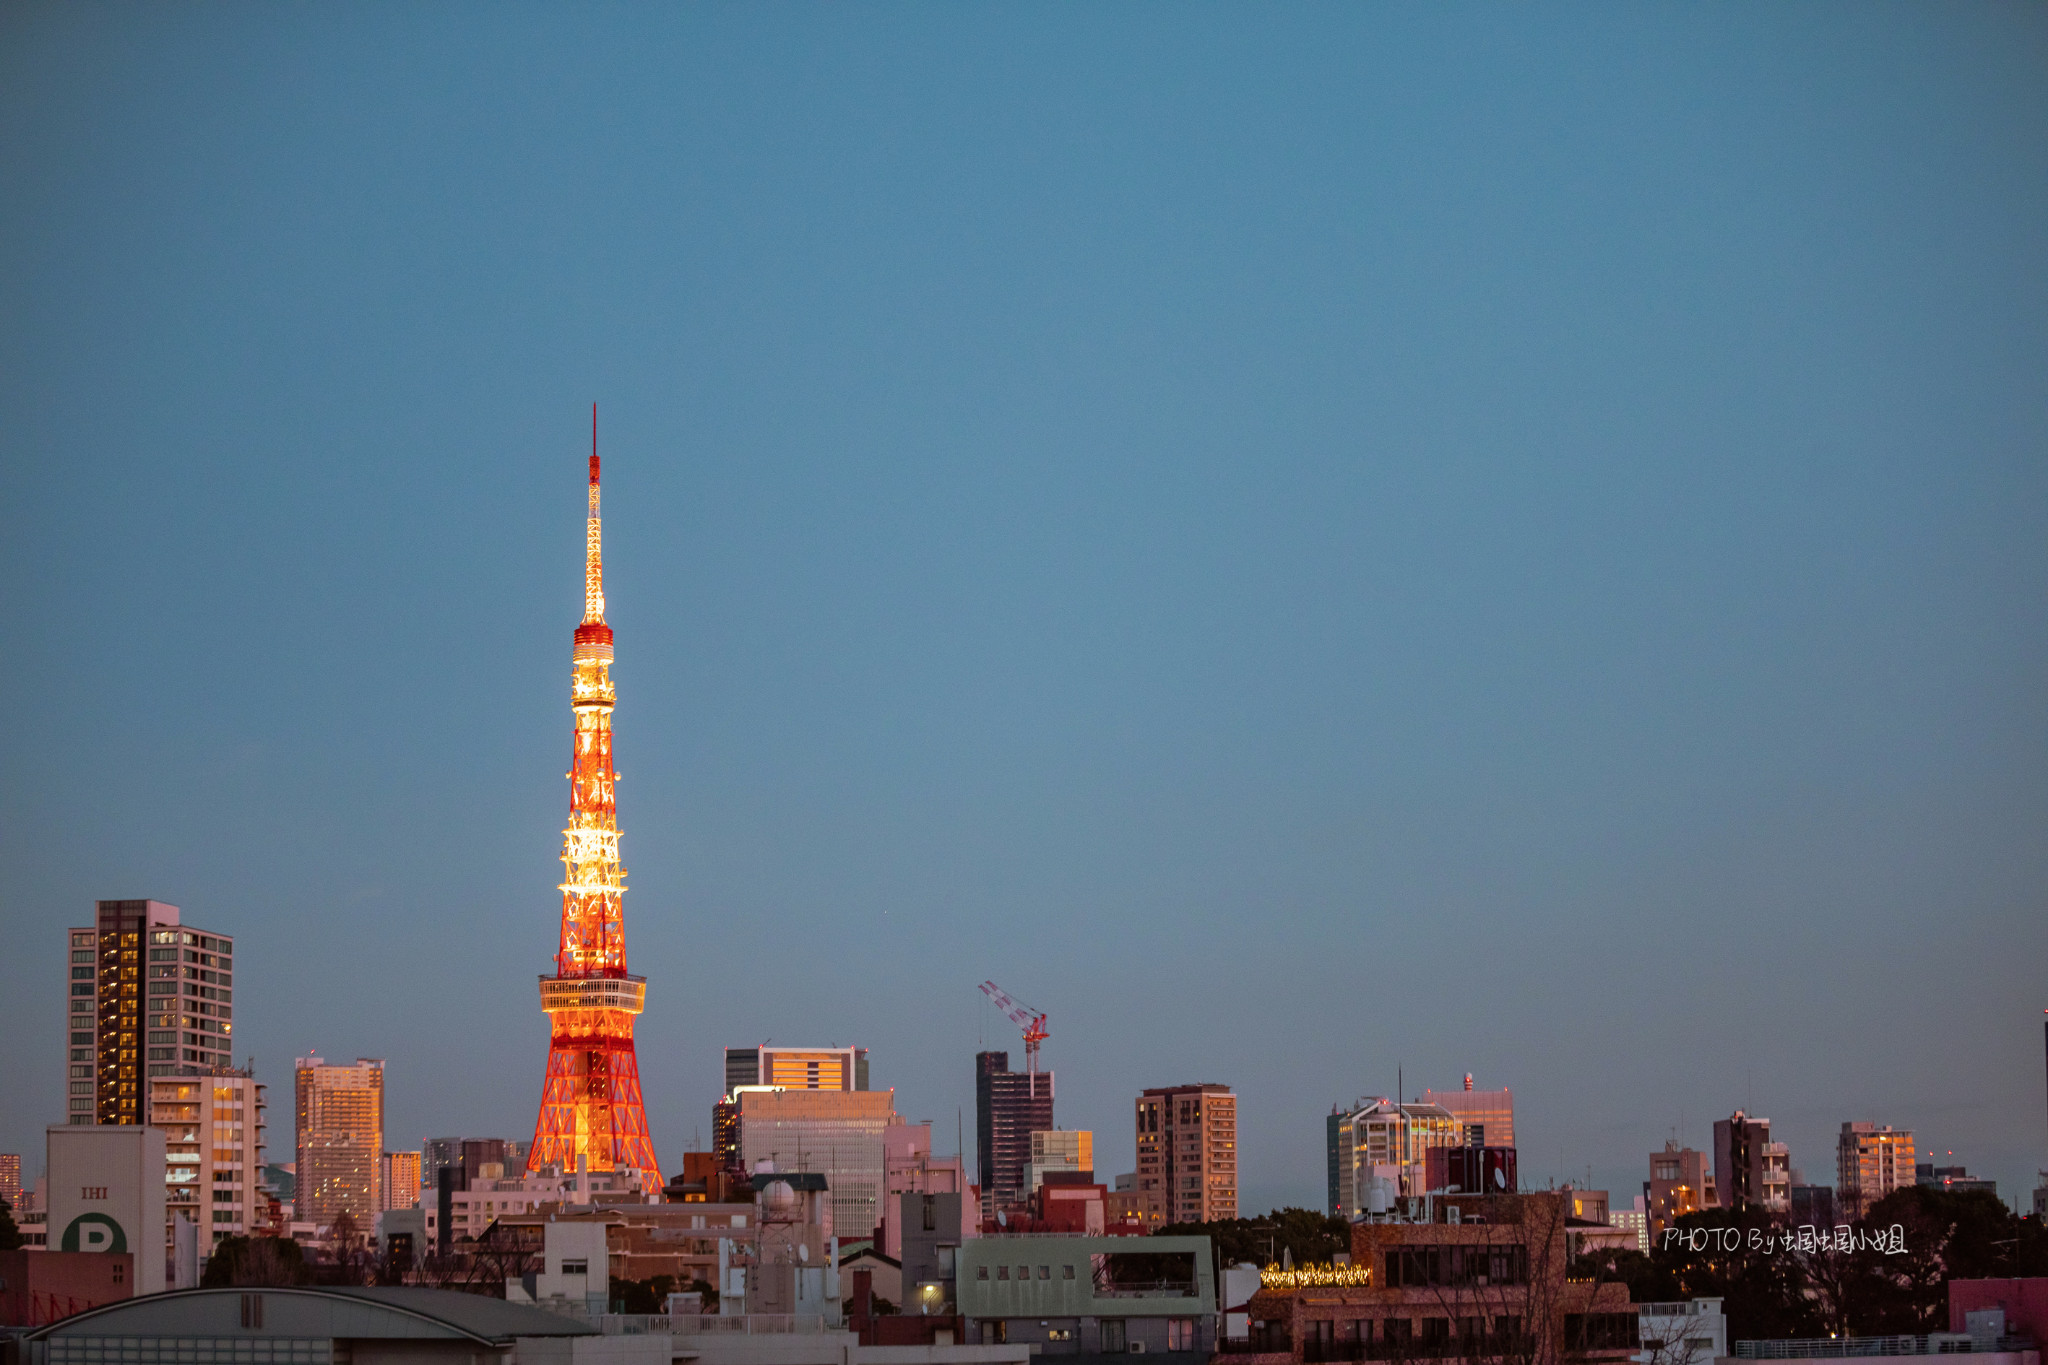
[979,980,1050,1076]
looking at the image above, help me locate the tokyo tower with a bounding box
[526,409,662,1182]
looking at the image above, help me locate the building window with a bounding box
[1062,1264,1075,1279]
[977,1266,989,1280]
[997,1265,1010,1280]
[561,1260,588,1275]
[1168,1319,1195,1351]
[1101,1320,1127,1353]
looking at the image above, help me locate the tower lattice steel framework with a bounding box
[526,414,662,1181]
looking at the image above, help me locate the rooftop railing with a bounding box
[1735,1337,2035,1359]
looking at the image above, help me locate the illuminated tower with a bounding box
[526,416,662,1182]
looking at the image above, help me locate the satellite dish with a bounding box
[799,1243,810,1263]
[997,1210,1008,1228]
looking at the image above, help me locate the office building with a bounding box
[1326,1105,1357,1217]
[977,1052,1053,1212]
[295,1055,384,1231]
[149,1068,266,1265]
[0,1153,19,1211]
[1024,1130,1092,1196]
[1713,1112,1789,1213]
[1340,1098,1462,1203]
[1647,1141,1713,1234]
[730,1087,901,1240]
[1134,1084,1238,1225]
[725,1045,870,1093]
[65,901,237,1126]
[382,1151,422,1210]
[1837,1123,1915,1220]
[1419,1077,1516,1148]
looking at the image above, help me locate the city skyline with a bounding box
[3,6,2047,1218]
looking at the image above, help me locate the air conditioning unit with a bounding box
[1129,1344,1148,1354]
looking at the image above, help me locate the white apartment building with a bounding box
[150,1069,268,1269]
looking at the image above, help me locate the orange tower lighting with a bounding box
[526,408,662,1182]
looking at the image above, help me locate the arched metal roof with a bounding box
[26,1286,600,1345]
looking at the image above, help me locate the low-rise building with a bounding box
[1228,1192,1637,1365]
[1635,1298,1725,1365]
[1919,1164,1998,1196]
[14,1284,651,1365]
[957,1233,1217,1355]
[1023,1130,1092,1198]
[0,1250,134,1328]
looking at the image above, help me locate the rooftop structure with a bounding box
[725,1045,869,1094]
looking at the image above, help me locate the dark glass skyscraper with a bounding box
[975,1050,1053,1212]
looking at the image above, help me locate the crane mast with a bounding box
[979,980,1050,1077]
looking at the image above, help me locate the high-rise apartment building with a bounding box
[1025,1129,1093,1195]
[65,901,237,1125]
[977,1051,1053,1211]
[381,1150,422,1210]
[295,1055,384,1231]
[151,1067,266,1259]
[1135,1084,1238,1225]
[0,1153,19,1211]
[1836,1123,1914,1221]
[1714,1111,1789,1213]
[730,1087,900,1241]
[725,1045,869,1093]
[1419,1079,1516,1148]
[1647,1140,1713,1233]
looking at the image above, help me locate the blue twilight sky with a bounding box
[3,4,2046,1214]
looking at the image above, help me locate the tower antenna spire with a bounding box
[584,403,605,624]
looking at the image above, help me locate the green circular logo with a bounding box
[61,1212,127,1253]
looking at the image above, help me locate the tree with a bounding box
[202,1236,313,1287]
[1158,1207,1352,1267]
[0,1198,22,1252]
[1649,1207,1821,1342]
